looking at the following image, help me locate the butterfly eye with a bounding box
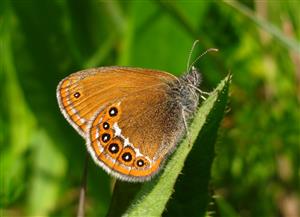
[102,122,110,130]
[109,107,118,117]
[73,92,81,98]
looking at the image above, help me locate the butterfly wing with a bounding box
[57,66,186,181]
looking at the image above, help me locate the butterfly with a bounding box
[56,43,215,182]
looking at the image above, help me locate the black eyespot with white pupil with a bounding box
[137,159,145,167]
[103,122,110,130]
[74,92,80,98]
[108,143,119,154]
[101,133,110,143]
[109,107,118,117]
[122,152,132,162]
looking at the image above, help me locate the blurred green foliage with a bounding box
[0,0,299,217]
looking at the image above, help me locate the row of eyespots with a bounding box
[104,137,148,168]
[99,107,134,164]
[104,135,149,168]
[99,106,148,168]
[100,106,119,142]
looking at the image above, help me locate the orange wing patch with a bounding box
[57,77,88,136]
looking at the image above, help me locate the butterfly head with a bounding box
[182,66,202,87]
[168,67,201,120]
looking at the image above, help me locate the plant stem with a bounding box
[77,152,89,217]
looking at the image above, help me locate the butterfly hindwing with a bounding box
[86,81,185,181]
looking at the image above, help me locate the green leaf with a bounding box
[164,76,231,216]
[106,74,231,217]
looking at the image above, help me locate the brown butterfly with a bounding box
[56,44,215,182]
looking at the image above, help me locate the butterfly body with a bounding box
[57,66,201,182]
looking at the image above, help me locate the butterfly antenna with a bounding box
[186,40,200,72]
[188,48,219,73]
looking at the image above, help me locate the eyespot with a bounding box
[103,122,110,130]
[105,137,123,157]
[134,157,149,168]
[108,143,119,154]
[136,159,144,167]
[109,107,118,117]
[122,152,132,162]
[118,147,135,166]
[74,92,81,98]
[101,133,111,143]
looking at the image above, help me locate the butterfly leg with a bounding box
[188,84,211,100]
[181,108,192,147]
[199,89,211,100]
